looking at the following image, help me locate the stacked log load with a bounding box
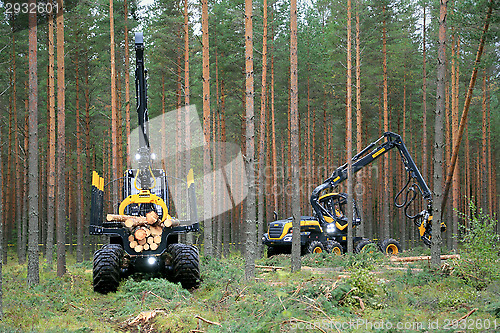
[106,211,180,252]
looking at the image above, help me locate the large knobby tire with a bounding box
[379,238,402,256]
[307,241,325,254]
[326,240,343,255]
[168,243,200,289]
[93,244,123,294]
[354,239,376,254]
[266,246,277,258]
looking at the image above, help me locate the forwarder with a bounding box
[89,33,200,293]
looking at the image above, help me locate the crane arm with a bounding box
[310,132,445,246]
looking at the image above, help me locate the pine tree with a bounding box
[244,0,256,279]
[27,0,39,285]
[257,0,268,258]
[56,0,67,277]
[290,0,301,271]
[431,0,447,266]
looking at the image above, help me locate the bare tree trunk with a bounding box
[271,53,278,215]
[84,64,92,261]
[110,0,118,207]
[201,0,212,254]
[290,0,301,272]
[75,52,83,263]
[431,0,447,267]
[56,0,67,277]
[183,0,194,245]
[27,0,39,285]
[422,4,428,181]
[46,5,55,266]
[382,6,389,239]
[451,35,459,250]
[346,0,354,254]
[244,0,256,279]
[124,0,131,169]
[257,0,268,258]
[355,0,363,238]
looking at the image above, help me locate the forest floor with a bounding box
[1,243,499,333]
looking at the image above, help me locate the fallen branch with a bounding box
[281,318,328,333]
[194,315,221,327]
[457,308,478,322]
[255,265,285,271]
[390,254,460,262]
[352,296,365,311]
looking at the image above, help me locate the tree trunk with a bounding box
[346,0,354,254]
[451,35,459,250]
[431,0,447,267]
[56,0,67,277]
[75,52,83,263]
[46,5,55,266]
[27,0,39,285]
[382,6,389,240]
[290,0,301,272]
[84,62,92,261]
[110,0,118,206]
[422,5,428,181]
[124,0,131,168]
[244,0,256,280]
[355,0,363,238]
[183,0,194,245]
[257,0,268,258]
[481,73,487,210]
[200,0,213,254]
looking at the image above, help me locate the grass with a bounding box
[0,247,499,333]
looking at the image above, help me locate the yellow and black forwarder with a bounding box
[89,33,200,294]
[262,132,446,256]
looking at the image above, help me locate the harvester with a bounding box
[262,132,446,256]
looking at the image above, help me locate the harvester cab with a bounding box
[89,33,200,294]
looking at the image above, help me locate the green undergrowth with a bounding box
[1,236,499,333]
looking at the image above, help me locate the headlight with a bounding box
[326,223,336,233]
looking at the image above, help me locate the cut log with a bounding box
[143,243,150,251]
[146,211,159,225]
[134,245,144,253]
[138,238,147,246]
[150,243,158,251]
[107,214,147,223]
[390,254,460,263]
[134,228,147,241]
[153,235,162,244]
[150,225,162,236]
[147,236,154,245]
[163,218,180,228]
[124,219,135,228]
[128,234,135,242]
[129,240,138,249]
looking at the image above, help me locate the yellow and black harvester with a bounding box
[89,33,200,294]
[262,132,446,256]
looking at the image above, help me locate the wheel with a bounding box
[378,238,401,256]
[354,239,376,254]
[326,240,343,255]
[266,246,277,257]
[307,241,325,254]
[168,243,200,289]
[93,244,123,294]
